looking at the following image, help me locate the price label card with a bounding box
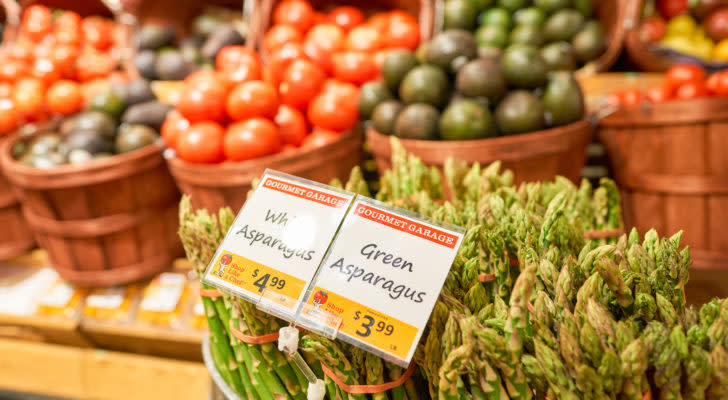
[202,170,354,320]
[296,197,464,366]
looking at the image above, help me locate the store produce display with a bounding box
[442,0,607,71]
[133,10,246,81]
[180,141,722,399]
[608,63,728,104]
[639,0,728,64]
[362,29,585,140]
[0,5,121,135]
[9,79,170,167]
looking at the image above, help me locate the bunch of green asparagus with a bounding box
[178,137,727,399]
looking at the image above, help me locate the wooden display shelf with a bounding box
[0,338,208,400]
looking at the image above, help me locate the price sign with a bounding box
[297,197,464,366]
[203,170,354,320]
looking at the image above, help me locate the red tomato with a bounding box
[21,5,52,41]
[75,53,115,81]
[666,64,706,88]
[273,0,315,33]
[281,144,299,153]
[262,67,278,87]
[216,46,262,72]
[0,60,28,82]
[226,81,279,121]
[618,89,644,106]
[712,71,728,96]
[7,42,33,63]
[301,128,340,149]
[0,83,12,98]
[268,42,306,82]
[658,0,688,19]
[0,99,19,134]
[645,84,673,103]
[54,26,82,46]
[161,110,190,149]
[176,85,227,123]
[707,72,721,94]
[384,11,420,50]
[81,17,114,50]
[51,44,80,74]
[31,58,62,84]
[45,80,82,115]
[640,17,667,43]
[280,59,327,109]
[224,118,282,161]
[331,51,378,84]
[675,81,708,100]
[275,105,308,146]
[346,25,383,52]
[184,70,230,92]
[312,12,327,26]
[367,13,390,31]
[304,24,345,72]
[13,78,46,118]
[307,90,358,131]
[326,6,365,31]
[705,9,728,42]
[264,24,303,53]
[55,11,82,30]
[177,121,225,163]
[322,79,359,98]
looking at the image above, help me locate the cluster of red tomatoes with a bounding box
[162,45,360,164]
[0,5,120,134]
[609,64,728,105]
[264,0,421,85]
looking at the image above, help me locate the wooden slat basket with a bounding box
[598,97,728,270]
[0,137,35,260]
[166,129,363,214]
[0,127,183,287]
[576,0,628,76]
[367,119,593,186]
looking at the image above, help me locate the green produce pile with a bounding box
[11,80,170,168]
[360,29,585,141]
[442,0,607,72]
[179,138,727,400]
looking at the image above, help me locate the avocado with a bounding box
[440,99,494,140]
[121,100,173,131]
[478,46,504,62]
[424,30,478,74]
[415,42,429,63]
[478,8,512,29]
[115,124,158,153]
[201,24,246,60]
[112,79,155,107]
[382,49,419,92]
[535,0,572,14]
[394,104,440,140]
[358,82,394,119]
[514,7,546,26]
[475,25,509,48]
[372,100,404,135]
[134,50,158,80]
[28,133,61,156]
[510,25,544,46]
[495,91,545,135]
[90,91,126,121]
[501,44,548,89]
[542,71,584,126]
[61,111,117,139]
[572,21,607,63]
[444,0,478,30]
[544,9,585,42]
[399,65,450,107]
[67,149,94,165]
[24,152,66,169]
[191,14,222,39]
[467,0,494,12]
[497,0,529,13]
[155,50,194,81]
[180,42,203,64]
[62,129,114,155]
[541,41,578,71]
[456,59,507,105]
[136,24,176,51]
[180,35,205,50]
[572,0,593,17]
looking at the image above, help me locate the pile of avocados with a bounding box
[13,80,172,168]
[358,29,585,141]
[134,12,245,81]
[443,0,607,71]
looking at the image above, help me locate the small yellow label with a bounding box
[303,287,418,360]
[210,251,306,310]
